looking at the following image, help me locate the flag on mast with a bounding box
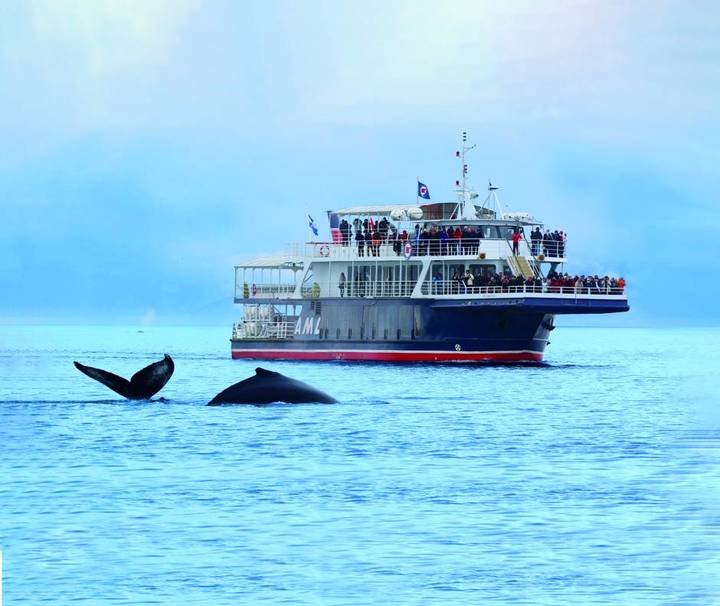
[308,215,319,237]
[417,181,430,200]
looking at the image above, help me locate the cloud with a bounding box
[271,0,717,143]
[0,0,200,138]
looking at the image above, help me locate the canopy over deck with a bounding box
[329,202,541,226]
[235,254,303,270]
[331,204,423,217]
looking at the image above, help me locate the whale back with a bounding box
[208,367,337,405]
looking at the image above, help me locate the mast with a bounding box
[454,130,479,220]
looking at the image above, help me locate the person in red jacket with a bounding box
[511,228,522,256]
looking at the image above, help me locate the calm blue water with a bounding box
[1,325,718,605]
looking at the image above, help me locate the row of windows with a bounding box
[318,327,418,340]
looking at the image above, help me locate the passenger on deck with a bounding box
[440,227,449,255]
[391,230,401,255]
[542,230,552,257]
[430,226,440,255]
[372,230,381,256]
[379,217,389,240]
[462,270,474,292]
[419,227,430,256]
[531,227,542,256]
[451,226,461,254]
[473,270,484,292]
[356,229,365,257]
[338,272,346,297]
[340,219,350,246]
[511,228,522,256]
[460,226,470,255]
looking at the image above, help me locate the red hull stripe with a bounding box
[231,349,543,362]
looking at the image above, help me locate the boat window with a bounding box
[500,225,526,239]
[480,225,501,238]
[449,263,465,278]
[469,264,496,277]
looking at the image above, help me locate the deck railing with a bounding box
[303,280,419,298]
[287,239,567,261]
[232,320,296,340]
[420,281,624,296]
[237,279,625,301]
[235,283,296,299]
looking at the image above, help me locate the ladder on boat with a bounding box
[506,255,536,280]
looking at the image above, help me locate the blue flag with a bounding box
[308,215,319,237]
[417,181,430,200]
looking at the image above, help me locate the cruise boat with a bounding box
[229,134,629,362]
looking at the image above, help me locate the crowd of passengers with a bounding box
[432,269,626,294]
[339,218,567,257]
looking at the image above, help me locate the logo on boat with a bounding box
[295,316,322,335]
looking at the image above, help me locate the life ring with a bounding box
[403,242,413,259]
[319,244,330,257]
[252,283,257,296]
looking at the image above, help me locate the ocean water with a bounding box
[0,325,718,605]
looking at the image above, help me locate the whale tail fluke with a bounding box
[130,354,175,399]
[73,361,133,399]
[74,355,174,400]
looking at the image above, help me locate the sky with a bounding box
[1,0,718,326]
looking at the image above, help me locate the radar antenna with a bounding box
[477,180,505,220]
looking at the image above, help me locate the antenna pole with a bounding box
[456,130,477,219]
[461,130,467,197]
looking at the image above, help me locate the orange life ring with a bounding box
[252,283,257,296]
[319,244,330,257]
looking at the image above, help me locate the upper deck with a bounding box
[232,133,626,313]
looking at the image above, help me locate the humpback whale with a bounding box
[208,368,337,405]
[74,354,174,400]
